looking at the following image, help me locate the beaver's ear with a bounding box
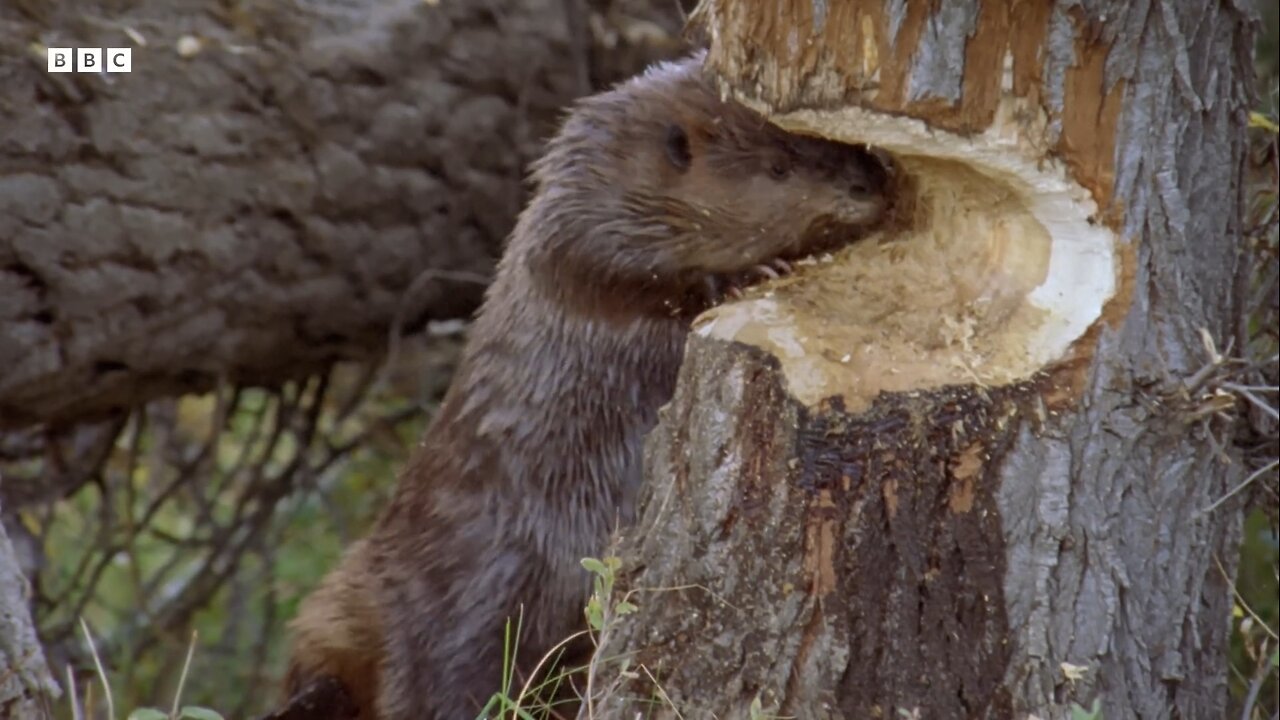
[665,124,692,171]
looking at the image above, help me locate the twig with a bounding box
[66,664,82,720]
[1198,460,1279,516]
[172,629,198,716]
[1223,382,1280,421]
[1239,638,1272,720]
[78,618,115,720]
[639,665,685,720]
[1214,555,1279,642]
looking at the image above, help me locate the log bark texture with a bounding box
[0,0,685,428]
[596,1,1256,718]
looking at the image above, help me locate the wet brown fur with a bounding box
[278,51,889,720]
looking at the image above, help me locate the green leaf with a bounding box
[1271,649,1279,668]
[1249,111,1279,133]
[580,557,607,576]
[584,598,604,631]
[1069,699,1102,720]
[614,600,638,616]
[126,710,168,720]
[180,708,226,720]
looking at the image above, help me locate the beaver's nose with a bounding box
[849,172,883,196]
[849,154,891,196]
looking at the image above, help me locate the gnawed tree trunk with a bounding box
[0,0,685,428]
[596,1,1255,718]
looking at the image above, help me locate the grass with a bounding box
[68,621,224,720]
[477,554,640,720]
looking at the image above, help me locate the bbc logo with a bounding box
[48,48,132,73]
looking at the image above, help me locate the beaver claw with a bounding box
[695,256,797,309]
[752,264,780,280]
[745,257,795,283]
[697,274,741,306]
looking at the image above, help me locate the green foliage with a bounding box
[1229,83,1278,717]
[33,363,431,718]
[1229,510,1279,717]
[126,708,223,720]
[477,609,577,720]
[582,555,632,631]
[1069,699,1103,720]
[477,555,638,718]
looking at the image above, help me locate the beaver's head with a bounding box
[653,101,890,270]
[522,52,892,315]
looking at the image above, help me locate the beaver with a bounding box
[278,51,890,719]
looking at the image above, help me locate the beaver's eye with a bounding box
[768,158,791,180]
[665,124,692,171]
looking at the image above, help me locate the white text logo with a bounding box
[48,48,131,73]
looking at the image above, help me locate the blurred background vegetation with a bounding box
[5,329,461,717]
[1,4,1276,719]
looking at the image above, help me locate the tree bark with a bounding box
[0,0,685,429]
[0,500,58,720]
[595,1,1256,718]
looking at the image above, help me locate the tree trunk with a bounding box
[0,0,685,429]
[595,1,1255,718]
[0,501,58,720]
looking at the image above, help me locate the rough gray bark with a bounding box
[0,499,58,720]
[593,1,1256,718]
[0,0,685,429]
[598,337,1024,718]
